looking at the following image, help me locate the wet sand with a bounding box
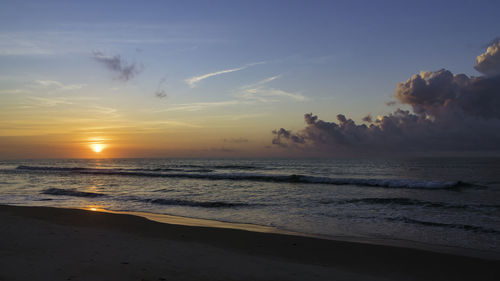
[0,204,498,281]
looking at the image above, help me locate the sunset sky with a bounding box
[1,0,500,158]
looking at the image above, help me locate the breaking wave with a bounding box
[143,198,250,208]
[18,165,469,189]
[174,164,261,170]
[388,216,500,234]
[41,188,106,198]
[321,197,500,211]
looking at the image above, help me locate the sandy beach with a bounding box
[0,205,498,281]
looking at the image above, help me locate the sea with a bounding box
[1,157,499,254]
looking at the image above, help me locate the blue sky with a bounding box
[1,0,499,158]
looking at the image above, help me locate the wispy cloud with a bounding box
[238,75,306,102]
[27,96,74,107]
[92,51,142,81]
[242,88,306,102]
[0,80,85,96]
[254,75,280,85]
[210,147,235,153]
[157,75,305,113]
[158,100,241,112]
[0,22,224,57]
[155,76,168,98]
[36,80,86,91]
[0,89,31,95]
[141,120,201,128]
[185,66,245,87]
[91,106,119,117]
[185,61,266,87]
[207,113,267,121]
[0,32,56,56]
[223,138,249,143]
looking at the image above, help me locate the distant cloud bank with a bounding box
[92,51,142,81]
[272,39,500,155]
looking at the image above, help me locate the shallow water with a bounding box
[1,157,499,252]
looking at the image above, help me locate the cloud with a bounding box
[240,87,306,102]
[158,100,241,112]
[155,90,167,98]
[141,120,201,128]
[159,75,305,113]
[238,75,307,102]
[254,75,280,85]
[27,96,73,107]
[224,138,249,143]
[474,38,500,76]
[185,66,245,87]
[91,106,119,117]
[155,76,167,98]
[157,74,304,113]
[36,80,86,90]
[0,89,30,95]
[92,51,142,81]
[210,147,235,153]
[395,68,500,119]
[272,128,305,147]
[185,61,266,87]
[272,39,500,155]
[362,114,372,122]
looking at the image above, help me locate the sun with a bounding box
[91,144,103,153]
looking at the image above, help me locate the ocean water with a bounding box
[1,158,499,253]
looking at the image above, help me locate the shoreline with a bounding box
[1,204,499,281]
[81,205,500,261]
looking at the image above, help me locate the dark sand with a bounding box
[0,204,499,281]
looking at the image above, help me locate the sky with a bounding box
[1,0,500,158]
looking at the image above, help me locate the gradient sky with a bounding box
[1,0,499,158]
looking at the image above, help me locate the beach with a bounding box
[2,1,500,280]
[0,204,498,281]
[3,158,500,255]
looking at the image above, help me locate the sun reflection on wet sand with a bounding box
[80,206,295,235]
[84,205,106,212]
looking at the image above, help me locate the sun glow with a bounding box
[91,144,104,153]
[84,205,106,212]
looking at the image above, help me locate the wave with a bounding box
[143,198,250,208]
[317,211,500,235]
[321,197,500,210]
[132,167,214,173]
[16,165,212,173]
[175,164,261,170]
[17,165,468,189]
[41,188,106,198]
[388,216,500,235]
[39,187,251,208]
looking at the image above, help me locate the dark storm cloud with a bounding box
[395,69,500,119]
[272,39,500,154]
[92,51,142,81]
[362,114,372,123]
[272,128,305,147]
